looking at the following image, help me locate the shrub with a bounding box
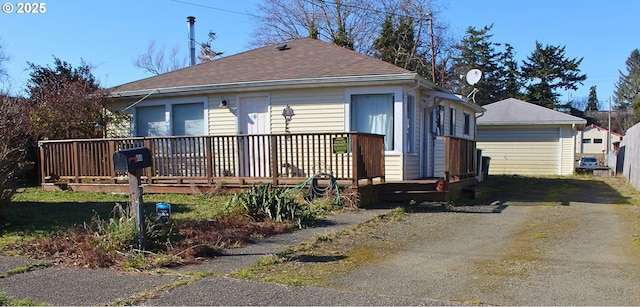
[0,95,30,218]
[226,184,308,228]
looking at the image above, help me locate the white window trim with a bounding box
[406,93,417,154]
[132,96,209,136]
[344,87,404,154]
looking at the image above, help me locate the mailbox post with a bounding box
[113,147,152,251]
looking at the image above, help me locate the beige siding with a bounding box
[385,155,403,181]
[477,126,560,176]
[560,125,577,175]
[208,93,240,135]
[269,88,345,134]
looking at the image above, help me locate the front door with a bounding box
[238,96,270,177]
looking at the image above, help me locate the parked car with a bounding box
[578,156,598,169]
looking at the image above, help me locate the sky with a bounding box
[0,0,637,109]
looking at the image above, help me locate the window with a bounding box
[582,139,592,144]
[433,105,444,136]
[135,98,207,137]
[449,107,456,136]
[463,113,471,135]
[351,93,394,150]
[594,138,603,144]
[406,95,415,153]
[172,103,204,136]
[136,105,167,137]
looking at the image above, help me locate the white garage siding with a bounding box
[477,126,560,176]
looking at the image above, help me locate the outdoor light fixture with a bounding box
[219,98,228,109]
[282,105,295,134]
[282,104,295,121]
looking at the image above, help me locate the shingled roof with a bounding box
[111,38,422,97]
[477,98,586,125]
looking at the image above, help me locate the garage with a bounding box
[476,98,586,176]
[477,126,559,175]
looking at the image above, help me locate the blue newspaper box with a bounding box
[156,202,171,223]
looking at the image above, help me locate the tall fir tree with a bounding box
[586,85,599,112]
[494,43,522,100]
[372,15,427,77]
[450,25,503,105]
[521,41,586,109]
[613,49,640,111]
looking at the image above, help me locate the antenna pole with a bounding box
[428,14,436,83]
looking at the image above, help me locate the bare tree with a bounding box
[249,0,382,53]
[133,40,187,75]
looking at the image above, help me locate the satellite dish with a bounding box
[466,69,482,85]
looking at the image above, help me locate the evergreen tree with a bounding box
[586,85,599,112]
[521,41,586,109]
[450,25,503,105]
[372,15,427,76]
[613,49,640,111]
[494,43,522,100]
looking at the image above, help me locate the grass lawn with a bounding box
[2,188,232,247]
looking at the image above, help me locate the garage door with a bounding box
[477,127,559,175]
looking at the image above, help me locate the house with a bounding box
[106,38,483,182]
[577,124,623,163]
[476,98,586,176]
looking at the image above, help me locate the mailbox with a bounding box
[113,147,152,172]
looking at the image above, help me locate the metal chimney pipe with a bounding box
[187,16,196,66]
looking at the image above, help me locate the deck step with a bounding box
[376,181,447,202]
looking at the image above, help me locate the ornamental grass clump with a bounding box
[226,184,312,228]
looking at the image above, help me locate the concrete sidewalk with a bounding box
[0,208,459,306]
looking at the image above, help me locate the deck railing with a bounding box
[444,136,477,181]
[38,132,385,187]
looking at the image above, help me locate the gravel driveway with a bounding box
[325,177,640,305]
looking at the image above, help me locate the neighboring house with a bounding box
[476,98,586,176]
[578,124,623,161]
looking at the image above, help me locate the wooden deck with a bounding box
[38,133,478,205]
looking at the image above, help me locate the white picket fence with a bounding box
[620,123,640,190]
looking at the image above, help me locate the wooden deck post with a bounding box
[72,141,80,183]
[270,135,278,185]
[351,133,359,187]
[143,139,153,183]
[205,137,213,182]
[39,142,45,183]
